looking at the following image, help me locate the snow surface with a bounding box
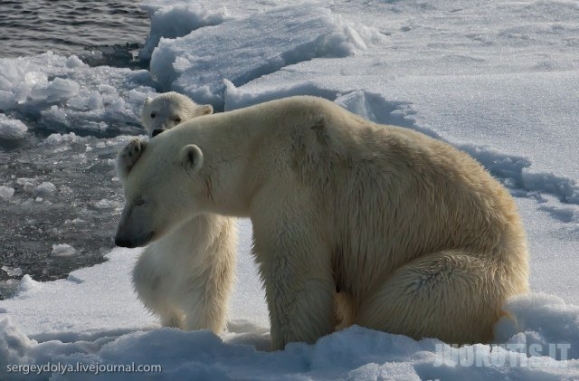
[2,0,579,379]
[0,53,156,137]
[0,114,28,140]
[149,4,380,110]
[0,186,15,200]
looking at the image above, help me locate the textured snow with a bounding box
[0,185,15,200]
[150,5,380,110]
[0,114,28,140]
[1,0,579,379]
[50,244,77,257]
[0,53,156,137]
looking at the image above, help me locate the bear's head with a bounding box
[114,136,207,248]
[142,92,213,137]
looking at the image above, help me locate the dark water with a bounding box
[0,0,150,60]
[0,1,152,298]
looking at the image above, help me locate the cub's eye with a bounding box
[150,112,156,119]
[134,197,145,206]
[173,116,182,123]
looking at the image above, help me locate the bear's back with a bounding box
[284,100,524,289]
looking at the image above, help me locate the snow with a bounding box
[50,244,77,257]
[33,182,57,198]
[150,5,379,110]
[0,53,156,136]
[1,267,22,277]
[93,199,119,210]
[139,3,231,61]
[2,224,578,380]
[0,114,28,140]
[1,0,579,379]
[0,185,15,200]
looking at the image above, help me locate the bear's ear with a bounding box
[117,138,147,181]
[181,144,204,175]
[144,97,152,108]
[200,104,213,115]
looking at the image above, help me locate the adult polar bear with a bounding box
[115,95,529,350]
[117,92,235,333]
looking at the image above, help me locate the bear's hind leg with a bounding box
[334,290,356,331]
[356,251,509,344]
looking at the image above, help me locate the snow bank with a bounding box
[224,64,579,213]
[0,248,151,336]
[2,295,579,380]
[139,4,231,61]
[150,5,378,110]
[2,219,579,380]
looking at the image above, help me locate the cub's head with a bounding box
[114,136,207,248]
[142,92,213,137]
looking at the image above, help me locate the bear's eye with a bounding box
[173,116,182,123]
[134,197,146,206]
[150,112,156,119]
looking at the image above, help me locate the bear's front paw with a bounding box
[118,138,146,178]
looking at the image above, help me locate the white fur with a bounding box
[116,96,529,349]
[141,92,213,137]
[131,213,236,332]
[115,94,234,334]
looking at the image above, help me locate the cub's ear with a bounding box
[200,104,213,115]
[181,144,204,175]
[144,97,152,108]
[117,138,147,181]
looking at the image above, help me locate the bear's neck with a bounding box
[181,97,324,218]
[197,109,283,217]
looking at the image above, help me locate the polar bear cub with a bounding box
[141,92,213,137]
[117,94,235,333]
[116,96,529,350]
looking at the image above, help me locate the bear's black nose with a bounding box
[152,129,164,137]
